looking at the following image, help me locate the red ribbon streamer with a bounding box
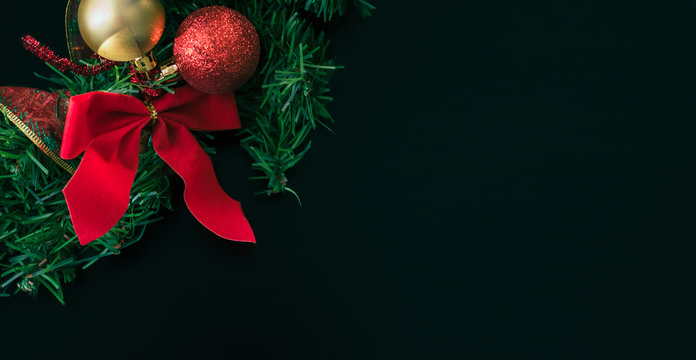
[61,85,255,245]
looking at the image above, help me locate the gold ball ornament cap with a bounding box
[77,0,165,63]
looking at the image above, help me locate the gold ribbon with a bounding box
[0,102,76,174]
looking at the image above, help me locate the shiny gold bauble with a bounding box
[77,0,165,62]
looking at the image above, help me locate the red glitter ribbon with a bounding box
[61,85,255,245]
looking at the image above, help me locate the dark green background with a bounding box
[2,1,695,358]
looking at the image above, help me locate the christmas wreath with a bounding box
[0,0,373,303]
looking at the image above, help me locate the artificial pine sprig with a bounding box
[1,0,372,302]
[302,0,375,20]
[0,111,172,304]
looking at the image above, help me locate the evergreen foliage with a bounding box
[0,0,372,302]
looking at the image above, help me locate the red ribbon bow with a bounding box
[61,85,255,245]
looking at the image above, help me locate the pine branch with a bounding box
[1,0,372,302]
[0,111,172,303]
[300,0,375,20]
[235,3,340,194]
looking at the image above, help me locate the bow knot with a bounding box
[144,101,158,125]
[61,85,255,245]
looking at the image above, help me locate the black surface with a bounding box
[2,1,696,359]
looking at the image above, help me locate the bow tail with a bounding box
[63,122,146,245]
[152,120,255,243]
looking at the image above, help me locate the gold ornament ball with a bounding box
[77,0,165,62]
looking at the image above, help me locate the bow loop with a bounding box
[61,85,254,245]
[61,92,150,159]
[151,85,241,131]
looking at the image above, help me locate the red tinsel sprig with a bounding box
[22,35,117,76]
[128,66,165,98]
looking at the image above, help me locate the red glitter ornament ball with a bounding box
[173,6,260,94]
